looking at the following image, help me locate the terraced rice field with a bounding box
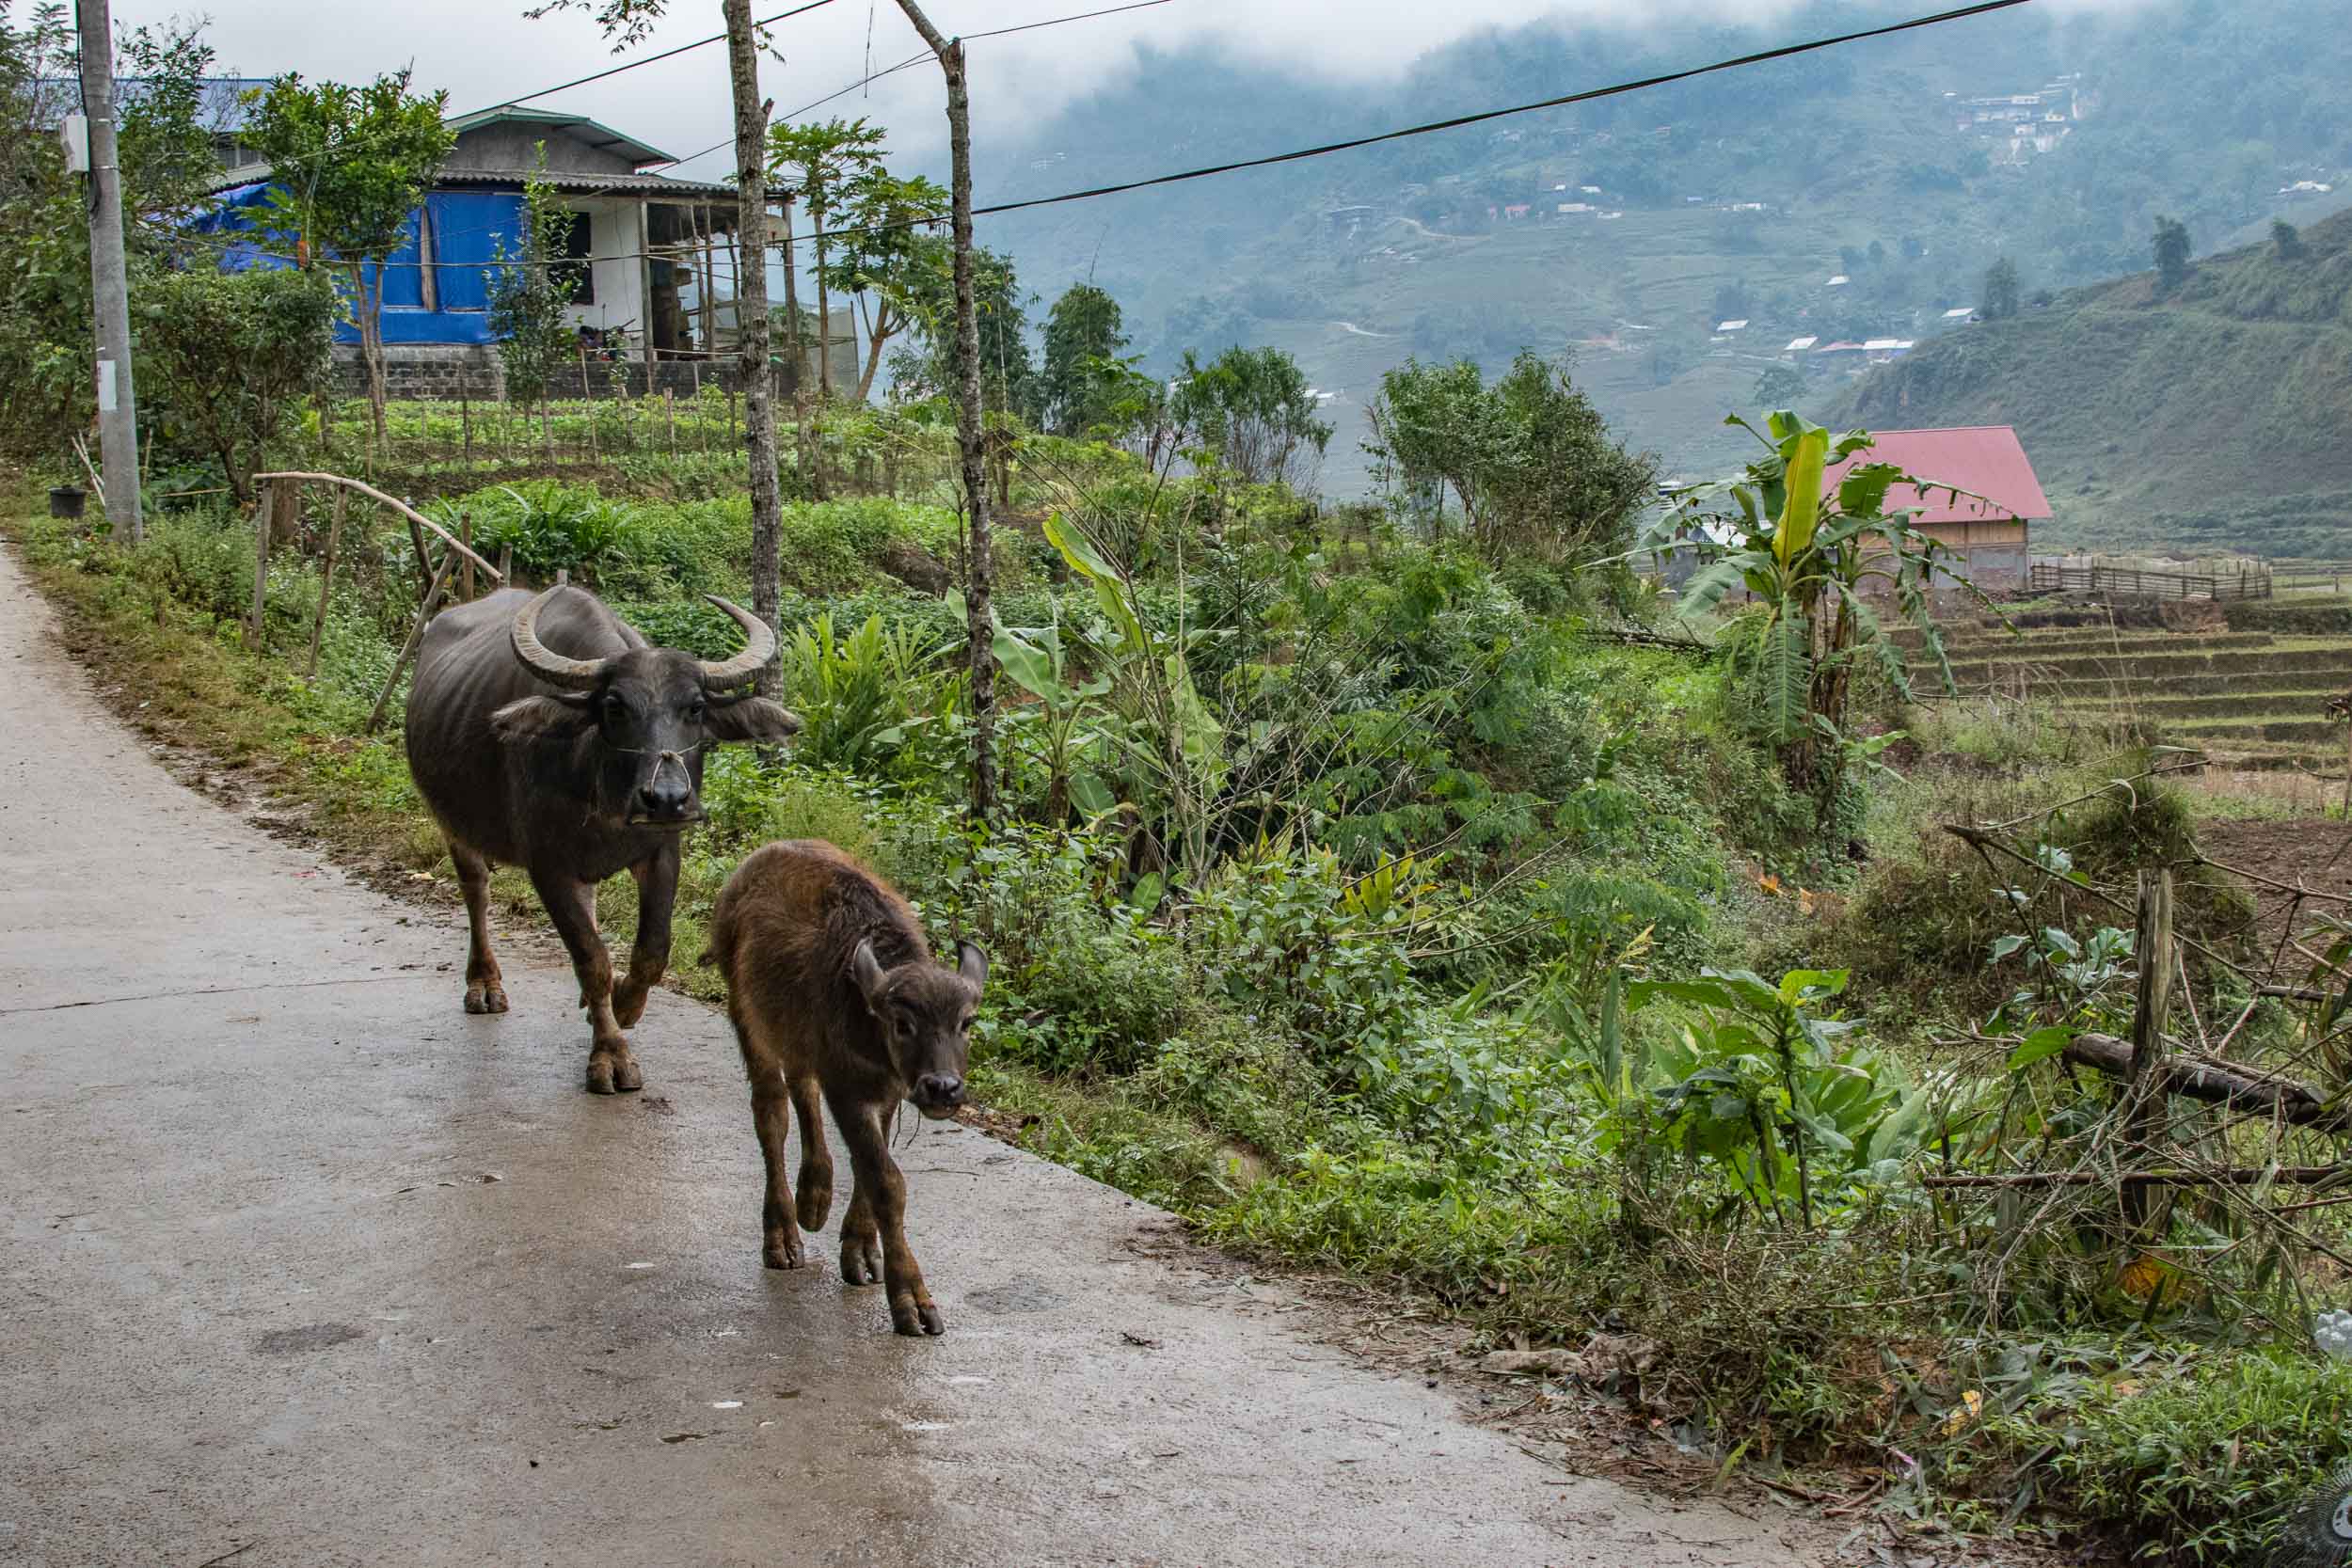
[1895,617,2352,770]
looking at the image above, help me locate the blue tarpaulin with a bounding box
[191,182,525,347]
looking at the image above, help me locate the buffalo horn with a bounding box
[696,597,777,690]
[509,587,613,691]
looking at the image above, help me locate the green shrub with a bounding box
[1981,1344,2352,1564]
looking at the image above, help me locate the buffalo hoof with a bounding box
[840,1234,882,1287]
[465,982,509,1015]
[585,1053,644,1095]
[612,987,650,1028]
[763,1227,806,1270]
[891,1296,945,1337]
[796,1173,834,1233]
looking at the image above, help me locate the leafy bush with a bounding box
[452,482,644,585]
[1980,1344,2352,1564]
[775,497,959,596]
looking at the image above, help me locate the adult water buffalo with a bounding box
[405,585,799,1093]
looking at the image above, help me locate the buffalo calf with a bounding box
[704,840,986,1336]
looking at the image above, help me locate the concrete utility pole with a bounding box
[74,0,141,542]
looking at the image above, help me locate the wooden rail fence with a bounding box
[2029,562,2274,602]
[247,470,511,734]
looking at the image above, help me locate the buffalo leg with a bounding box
[449,839,507,1015]
[531,868,642,1095]
[611,848,677,1029]
[831,1090,940,1336]
[733,1023,803,1269]
[791,1074,834,1232]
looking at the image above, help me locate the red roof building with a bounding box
[1824,424,2050,584]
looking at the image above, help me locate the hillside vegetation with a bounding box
[27,379,2352,1563]
[974,0,2352,495]
[1829,207,2352,557]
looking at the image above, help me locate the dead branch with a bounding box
[1924,1166,2345,1189]
[2062,1031,2351,1132]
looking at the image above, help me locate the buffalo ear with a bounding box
[850,938,889,1006]
[705,696,802,744]
[490,693,595,743]
[955,940,989,992]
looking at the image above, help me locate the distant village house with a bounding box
[1826,425,2051,587]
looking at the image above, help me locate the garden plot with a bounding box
[1899,619,2352,770]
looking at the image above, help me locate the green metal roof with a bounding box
[445,105,674,167]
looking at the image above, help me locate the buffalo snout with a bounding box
[912,1072,965,1118]
[632,774,696,826]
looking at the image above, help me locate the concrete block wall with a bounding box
[335,344,811,404]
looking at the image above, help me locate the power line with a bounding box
[803,0,2035,245]
[230,0,842,187]
[652,0,1176,174]
[452,0,840,122]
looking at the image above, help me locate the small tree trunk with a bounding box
[2122,871,2176,1242]
[893,1,996,824]
[854,300,890,403]
[814,218,832,404]
[351,262,389,456]
[723,0,786,700]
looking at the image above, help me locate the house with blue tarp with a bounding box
[198,106,751,365]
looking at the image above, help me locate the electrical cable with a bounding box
[802,0,2036,244]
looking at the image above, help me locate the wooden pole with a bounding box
[580,344,597,461]
[252,471,504,586]
[307,486,345,679]
[459,509,475,601]
[403,500,436,604]
[2122,871,2175,1239]
[366,550,459,735]
[461,386,473,469]
[892,0,997,825]
[248,477,275,647]
[498,544,513,587]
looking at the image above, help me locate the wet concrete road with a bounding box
[0,545,1833,1567]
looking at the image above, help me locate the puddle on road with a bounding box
[252,1323,365,1355]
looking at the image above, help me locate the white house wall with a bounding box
[564,198,645,338]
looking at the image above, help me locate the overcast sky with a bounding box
[117,0,2129,181]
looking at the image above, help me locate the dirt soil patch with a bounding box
[2201,816,2352,969]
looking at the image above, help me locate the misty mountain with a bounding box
[939,0,2352,497]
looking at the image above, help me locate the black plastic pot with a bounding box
[48,485,85,520]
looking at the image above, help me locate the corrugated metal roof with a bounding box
[1826,426,2053,525]
[437,167,739,198]
[447,106,673,166]
[207,165,738,198]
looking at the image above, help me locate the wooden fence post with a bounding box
[307,486,345,679]
[2122,870,2175,1242]
[459,510,475,602]
[498,544,513,588]
[581,346,598,461]
[402,501,432,599]
[366,549,459,735]
[248,477,275,647]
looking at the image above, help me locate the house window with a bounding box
[558,211,594,306]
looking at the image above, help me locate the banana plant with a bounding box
[989,606,1119,824]
[1041,509,1231,880]
[1646,411,1999,800]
